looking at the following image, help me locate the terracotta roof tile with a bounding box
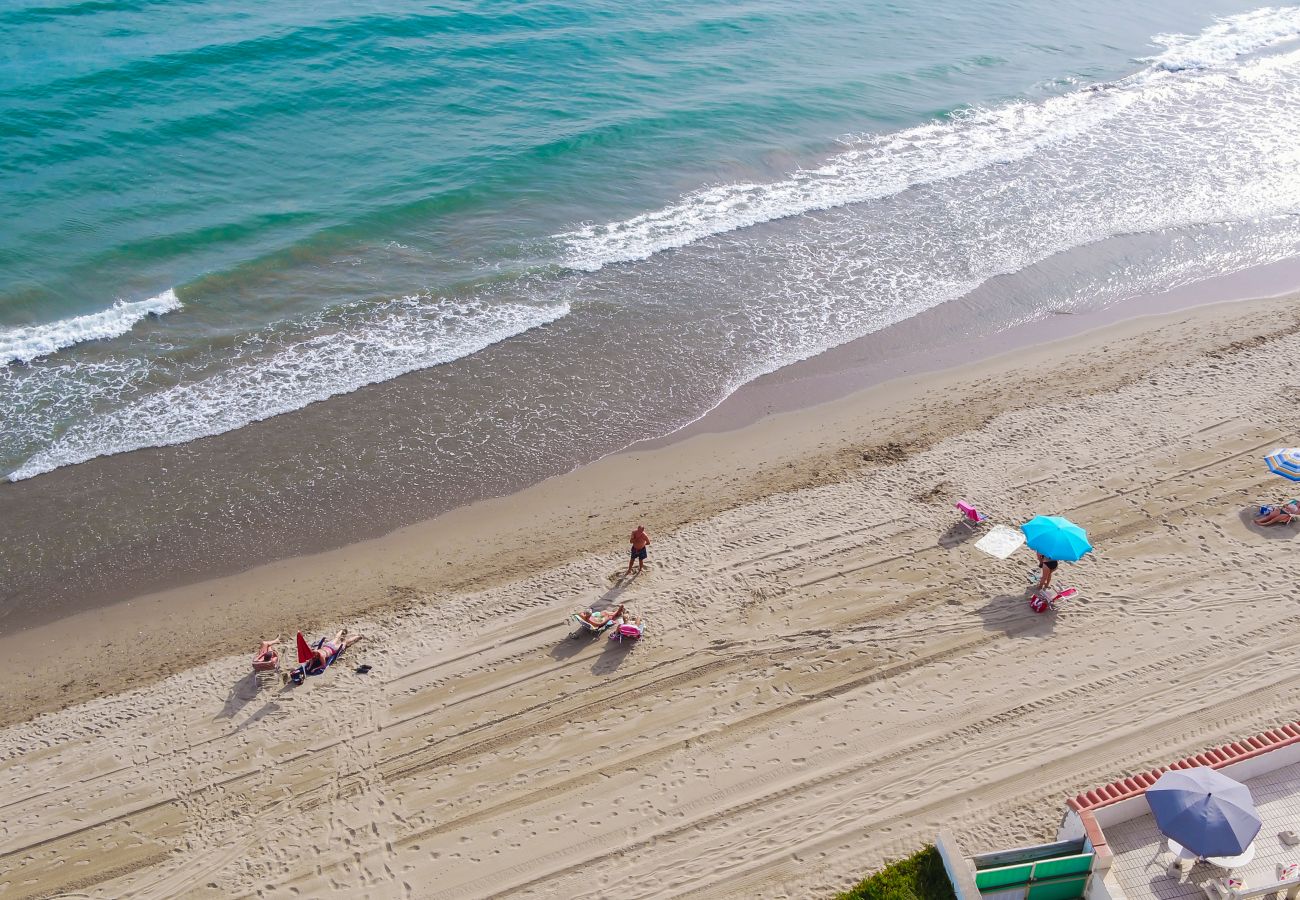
[1071,720,1300,810]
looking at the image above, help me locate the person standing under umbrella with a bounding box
[1033,552,1059,592]
[1020,515,1089,602]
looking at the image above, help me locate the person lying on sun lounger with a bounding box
[1255,500,1300,526]
[307,629,364,670]
[576,605,624,629]
[288,629,366,683]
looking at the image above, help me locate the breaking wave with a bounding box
[5,293,568,481]
[558,6,1300,272]
[0,289,181,365]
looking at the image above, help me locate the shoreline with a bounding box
[3,274,1300,729]
[642,253,1300,447]
[6,252,1300,637]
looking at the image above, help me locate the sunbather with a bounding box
[1255,500,1300,526]
[302,629,364,673]
[610,612,644,640]
[254,638,280,664]
[578,604,624,629]
[287,629,366,684]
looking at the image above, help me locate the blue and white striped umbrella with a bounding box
[1264,448,1300,482]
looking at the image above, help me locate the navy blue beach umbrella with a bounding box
[1146,767,1261,857]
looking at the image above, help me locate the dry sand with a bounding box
[5,291,1300,898]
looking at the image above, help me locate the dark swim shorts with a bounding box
[630,546,647,560]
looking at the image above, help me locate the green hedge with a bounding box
[835,846,958,900]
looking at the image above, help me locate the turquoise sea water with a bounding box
[0,0,1267,323]
[5,1,1300,614]
[4,0,1298,476]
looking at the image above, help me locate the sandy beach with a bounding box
[5,289,1300,898]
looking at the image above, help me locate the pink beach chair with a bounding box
[954,500,988,530]
[1030,587,1078,614]
[252,646,279,674]
[608,616,644,642]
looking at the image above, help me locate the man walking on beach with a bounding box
[627,525,651,576]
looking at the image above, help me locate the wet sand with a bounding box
[4,286,1300,897]
[654,253,1300,443]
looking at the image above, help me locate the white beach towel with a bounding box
[974,524,1026,559]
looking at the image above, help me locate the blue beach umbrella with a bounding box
[1146,767,1261,858]
[1264,448,1300,482]
[1020,515,1092,562]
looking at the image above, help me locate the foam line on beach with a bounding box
[1149,5,1300,71]
[557,6,1300,272]
[0,289,181,365]
[5,295,569,482]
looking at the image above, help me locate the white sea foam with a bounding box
[559,91,1129,270]
[0,289,181,365]
[1149,6,1300,71]
[5,294,567,481]
[558,6,1300,272]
